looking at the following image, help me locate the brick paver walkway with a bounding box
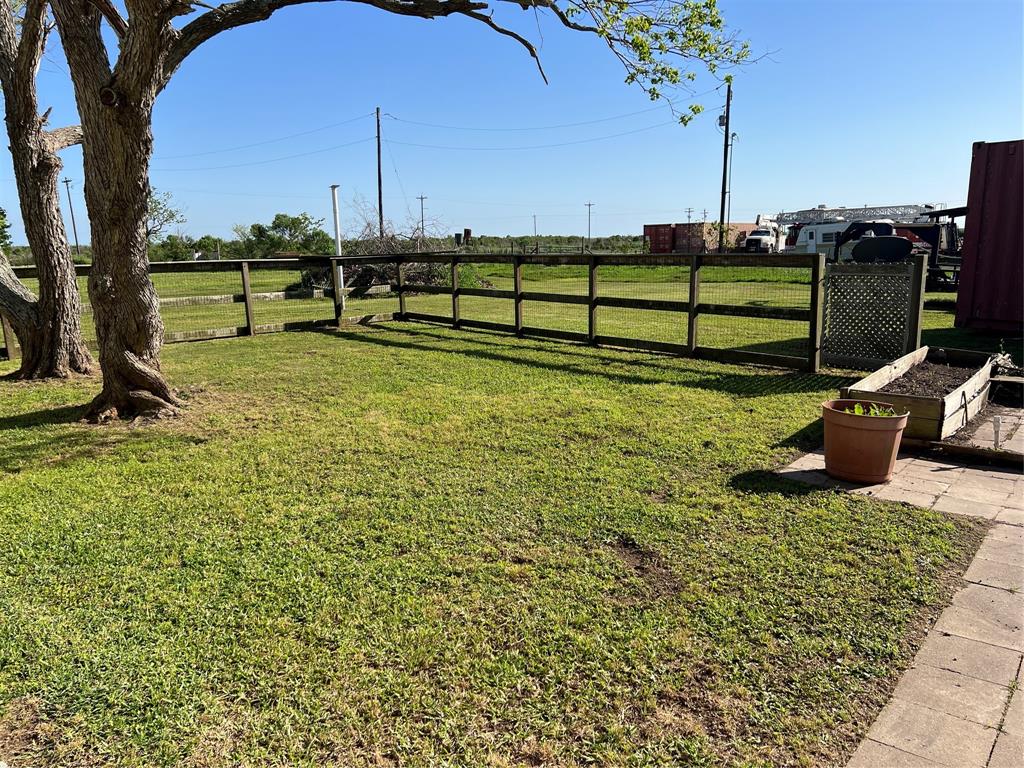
[778,452,1024,767]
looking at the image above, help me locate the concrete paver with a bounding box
[933,606,1024,653]
[973,536,1024,569]
[1004,686,1024,737]
[913,633,1022,686]
[932,495,1002,519]
[996,506,1024,525]
[890,664,1008,726]
[964,557,1024,592]
[846,739,945,767]
[989,731,1024,768]
[867,697,997,767]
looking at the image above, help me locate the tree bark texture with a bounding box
[50,10,178,419]
[0,0,93,379]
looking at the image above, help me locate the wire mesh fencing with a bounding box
[392,252,822,370]
[520,258,589,338]
[696,262,813,360]
[151,267,247,341]
[595,256,690,346]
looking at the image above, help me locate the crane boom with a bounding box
[775,203,943,225]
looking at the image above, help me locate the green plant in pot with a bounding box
[821,399,910,483]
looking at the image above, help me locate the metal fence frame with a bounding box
[3,252,825,372]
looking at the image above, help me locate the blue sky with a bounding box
[4,0,1023,243]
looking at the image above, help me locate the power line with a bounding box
[153,112,374,160]
[383,86,722,132]
[383,139,411,219]
[62,178,81,256]
[152,136,374,171]
[387,121,677,152]
[386,104,669,132]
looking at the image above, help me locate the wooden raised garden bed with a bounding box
[841,346,994,442]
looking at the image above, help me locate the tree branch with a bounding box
[461,8,547,83]
[42,124,85,152]
[166,0,488,81]
[87,0,129,38]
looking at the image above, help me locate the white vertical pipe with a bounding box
[330,184,345,310]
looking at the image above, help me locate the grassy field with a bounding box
[0,321,984,767]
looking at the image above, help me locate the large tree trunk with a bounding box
[77,99,178,420]
[2,125,94,379]
[0,0,93,380]
[50,9,179,421]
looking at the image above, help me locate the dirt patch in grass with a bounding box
[880,361,977,397]
[0,697,96,767]
[182,704,249,768]
[610,537,682,600]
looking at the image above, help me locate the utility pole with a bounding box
[727,132,737,237]
[585,201,594,250]
[62,177,81,257]
[533,214,538,253]
[330,184,345,310]
[702,209,708,253]
[376,106,384,241]
[416,195,427,250]
[717,80,732,253]
[685,207,694,252]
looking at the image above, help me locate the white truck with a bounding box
[743,215,782,253]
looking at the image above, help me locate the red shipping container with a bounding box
[956,140,1023,333]
[644,223,676,254]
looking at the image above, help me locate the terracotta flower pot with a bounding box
[822,399,909,483]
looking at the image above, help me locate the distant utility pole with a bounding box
[376,106,384,241]
[718,80,732,253]
[329,184,345,309]
[416,194,427,249]
[61,177,81,256]
[702,209,708,253]
[685,207,694,251]
[533,214,538,253]
[727,132,737,236]
[585,201,594,249]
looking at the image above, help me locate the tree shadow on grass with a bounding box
[0,403,188,475]
[728,469,825,497]
[775,419,824,452]
[0,404,85,430]
[319,324,854,399]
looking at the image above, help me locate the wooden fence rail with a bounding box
[394,251,825,372]
[3,252,826,372]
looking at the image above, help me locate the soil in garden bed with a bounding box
[879,361,977,397]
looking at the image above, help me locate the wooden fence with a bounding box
[396,252,825,372]
[2,252,826,372]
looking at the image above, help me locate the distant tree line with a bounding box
[6,199,649,266]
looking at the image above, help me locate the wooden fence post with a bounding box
[906,251,927,353]
[687,254,701,354]
[329,257,343,326]
[395,256,406,319]
[451,256,460,329]
[240,261,256,336]
[1,314,16,362]
[513,254,523,335]
[588,253,598,344]
[808,252,825,372]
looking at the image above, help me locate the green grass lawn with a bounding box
[0,323,983,767]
